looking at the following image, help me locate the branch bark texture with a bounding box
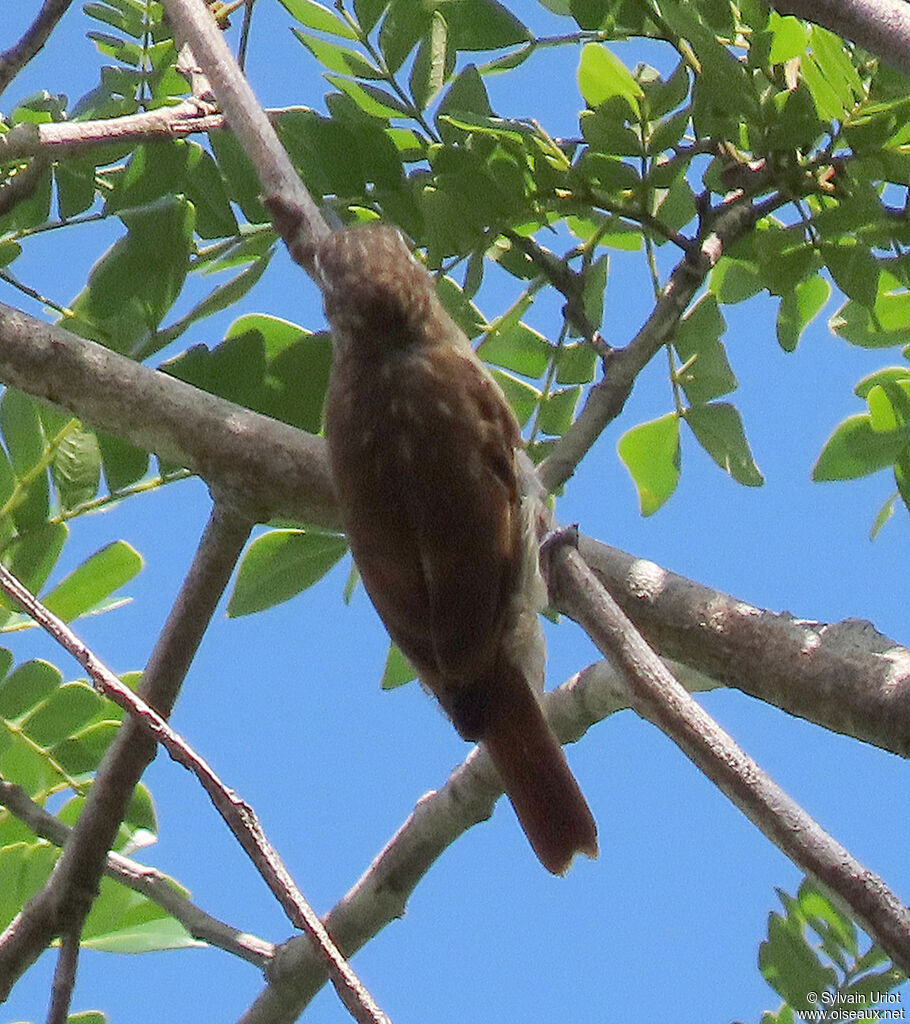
[0,302,338,527]
[578,536,910,757]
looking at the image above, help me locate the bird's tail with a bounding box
[479,656,598,875]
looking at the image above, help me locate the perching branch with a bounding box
[0,561,391,1024]
[0,778,274,967]
[544,535,910,975]
[0,500,252,1002]
[577,535,910,758]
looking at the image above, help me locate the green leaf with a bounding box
[158,254,271,345]
[537,387,581,436]
[410,12,450,110]
[326,75,408,117]
[279,0,359,37]
[293,30,380,77]
[777,275,830,352]
[581,254,609,331]
[183,143,239,239]
[478,323,551,377]
[380,0,431,71]
[82,875,200,953]
[64,197,194,356]
[759,911,837,1009]
[0,659,62,721]
[380,643,416,689]
[767,12,809,64]
[674,295,736,404]
[822,243,880,310]
[662,3,754,115]
[52,425,102,511]
[813,414,909,481]
[209,129,269,225]
[97,432,149,492]
[21,682,104,747]
[578,42,643,113]
[0,842,58,931]
[440,0,530,51]
[870,492,898,539]
[855,367,910,399]
[710,258,763,304]
[570,0,609,30]
[492,370,540,426]
[1,524,68,610]
[228,529,348,616]
[685,403,763,486]
[42,541,142,622]
[55,157,98,219]
[354,0,386,34]
[617,413,680,515]
[0,388,50,530]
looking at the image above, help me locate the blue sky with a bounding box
[3,2,910,1022]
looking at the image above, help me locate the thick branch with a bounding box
[771,0,910,77]
[546,539,910,975]
[578,536,910,757]
[0,303,338,528]
[0,501,252,1001]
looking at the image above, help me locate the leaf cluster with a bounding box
[751,879,905,1023]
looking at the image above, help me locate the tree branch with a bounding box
[0,0,74,99]
[0,303,338,528]
[159,0,329,249]
[537,192,788,494]
[577,535,910,758]
[0,778,274,967]
[544,536,910,975]
[0,500,252,1002]
[0,102,227,159]
[0,561,390,1024]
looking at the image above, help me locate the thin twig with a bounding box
[0,560,391,1024]
[0,0,75,98]
[536,191,790,494]
[45,927,79,1024]
[544,536,910,974]
[0,501,253,1001]
[0,779,274,967]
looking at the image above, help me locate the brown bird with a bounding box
[316,223,597,874]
